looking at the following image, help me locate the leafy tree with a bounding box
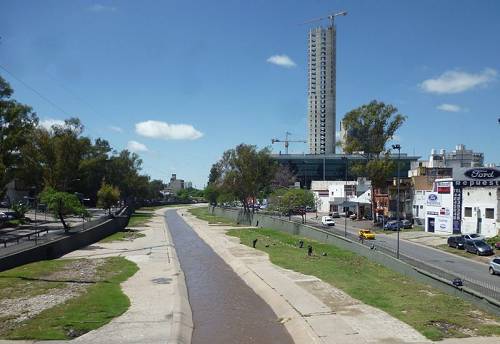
[269,188,314,223]
[342,100,406,159]
[204,183,220,205]
[342,100,406,219]
[40,187,88,231]
[209,144,277,213]
[97,183,120,214]
[12,202,29,220]
[0,75,38,195]
[272,164,296,188]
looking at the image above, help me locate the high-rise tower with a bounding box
[306,11,346,154]
[307,25,336,155]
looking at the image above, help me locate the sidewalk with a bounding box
[0,208,192,344]
[180,208,429,344]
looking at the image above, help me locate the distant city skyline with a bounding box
[1,0,499,187]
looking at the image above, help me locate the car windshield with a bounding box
[469,234,480,238]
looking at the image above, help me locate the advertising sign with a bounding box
[436,217,449,232]
[436,181,451,194]
[426,193,441,207]
[452,187,462,233]
[452,167,500,187]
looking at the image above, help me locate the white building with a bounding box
[311,179,371,216]
[412,144,484,170]
[424,167,500,238]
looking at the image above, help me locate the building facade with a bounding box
[311,179,371,216]
[308,26,336,154]
[424,167,500,238]
[414,144,484,170]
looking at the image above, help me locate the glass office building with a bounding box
[272,153,419,188]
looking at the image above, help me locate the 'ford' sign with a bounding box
[428,194,438,201]
[464,168,500,179]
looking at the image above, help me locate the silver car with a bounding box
[489,257,500,275]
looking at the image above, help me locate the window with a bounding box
[464,207,472,217]
[485,208,494,219]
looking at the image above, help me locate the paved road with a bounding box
[290,214,500,299]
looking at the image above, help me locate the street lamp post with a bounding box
[392,144,401,259]
[342,156,348,237]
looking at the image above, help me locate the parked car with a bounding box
[384,220,401,231]
[329,211,340,218]
[462,234,484,241]
[401,219,413,229]
[321,216,335,226]
[489,257,500,275]
[447,236,465,249]
[358,229,375,240]
[464,240,494,256]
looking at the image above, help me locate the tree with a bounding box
[40,187,88,231]
[0,75,38,196]
[97,183,120,214]
[209,144,277,213]
[272,164,296,188]
[342,100,406,219]
[269,188,314,223]
[342,100,406,159]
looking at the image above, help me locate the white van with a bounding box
[321,216,335,226]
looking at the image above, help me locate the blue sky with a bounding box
[1,0,499,188]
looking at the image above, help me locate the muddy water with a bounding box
[165,210,294,344]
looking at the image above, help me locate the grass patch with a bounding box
[228,227,500,341]
[0,260,72,300]
[138,204,192,211]
[2,257,138,340]
[188,207,238,225]
[100,229,145,243]
[486,235,500,247]
[127,211,154,227]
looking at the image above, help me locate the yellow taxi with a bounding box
[358,229,375,240]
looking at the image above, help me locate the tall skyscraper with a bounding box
[307,25,336,155]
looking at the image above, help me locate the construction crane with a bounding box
[301,10,348,26]
[271,132,306,155]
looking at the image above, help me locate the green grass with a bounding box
[127,211,154,227]
[100,229,146,243]
[486,235,500,246]
[2,257,138,340]
[0,260,73,300]
[228,227,500,341]
[138,204,192,211]
[188,207,238,225]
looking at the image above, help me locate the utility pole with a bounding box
[392,144,401,259]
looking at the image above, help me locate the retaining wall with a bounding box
[0,214,129,272]
[212,207,500,316]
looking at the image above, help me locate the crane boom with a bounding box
[271,132,306,155]
[301,10,347,26]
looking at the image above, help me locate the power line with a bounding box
[0,63,73,117]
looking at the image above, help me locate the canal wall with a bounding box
[211,207,500,316]
[0,212,130,272]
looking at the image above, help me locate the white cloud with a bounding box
[109,125,123,133]
[437,103,462,112]
[88,4,117,12]
[420,68,497,94]
[127,140,148,152]
[266,55,296,68]
[135,120,203,140]
[39,118,65,130]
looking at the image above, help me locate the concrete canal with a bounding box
[165,210,294,344]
